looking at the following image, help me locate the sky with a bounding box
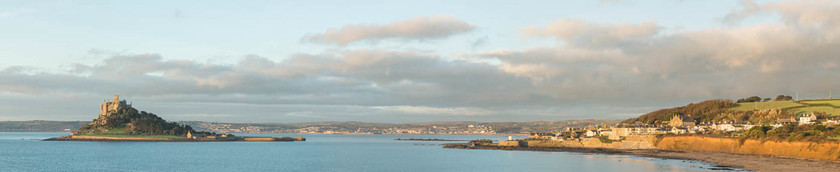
[1,0,839,123]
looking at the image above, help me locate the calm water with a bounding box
[0,133,731,171]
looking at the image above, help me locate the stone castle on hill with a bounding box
[98,95,131,122]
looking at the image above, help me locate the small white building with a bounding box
[585,130,598,137]
[799,113,817,125]
[712,123,736,131]
[825,118,840,125]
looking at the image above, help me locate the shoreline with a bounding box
[0,131,529,136]
[444,144,840,172]
[43,135,305,142]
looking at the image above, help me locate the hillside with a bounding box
[624,99,840,125]
[623,100,738,124]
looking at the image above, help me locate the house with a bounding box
[669,115,696,128]
[776,117,797,126]
[585,130,598,137]
[826,117,840,125]
[669,128,688,134]
[712,123,736,132]
[799,113,817,125]
[529,132,561,140]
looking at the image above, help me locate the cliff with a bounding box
[655,136,840,161]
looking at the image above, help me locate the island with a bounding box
[45,95,304,142]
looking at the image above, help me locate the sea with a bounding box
[0,132,739,171]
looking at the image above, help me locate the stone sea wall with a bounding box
[655,136,840,161]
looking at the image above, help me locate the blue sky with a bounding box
[1,0,837,123]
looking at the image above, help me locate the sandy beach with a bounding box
[626,149,840,172]
[444,144,840,172]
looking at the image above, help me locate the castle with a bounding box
[99,94,131,118]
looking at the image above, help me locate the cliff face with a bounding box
[524,135,657,149]
[656,136,840,161]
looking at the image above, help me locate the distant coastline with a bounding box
[44,135,305,142]
[0,119,618,135]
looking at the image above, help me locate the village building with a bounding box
[585,130,598,137]
[799,113,817,125]
[776,117,798,126]
[825,117,840,125]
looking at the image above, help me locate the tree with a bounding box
[775,95,793,101]
[737,96,762,103]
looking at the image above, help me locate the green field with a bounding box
[800,99,840,107]
[79,127,185,139]
[730,99,840,116]
[729,101,805,111]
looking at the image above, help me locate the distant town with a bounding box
[179,120,619,135]
[0,119,619,134]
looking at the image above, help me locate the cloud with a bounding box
[725,0,840,33]
[520,19,661,47]
[301,15,475,46]
[372,106,491,116]
[2,0,840,122]
[468,0,840,102]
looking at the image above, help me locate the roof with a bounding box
[672,115,695,122]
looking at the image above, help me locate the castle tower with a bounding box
[99,94,127,118]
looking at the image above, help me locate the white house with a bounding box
[799,113,817,125]
[585,130,598,137]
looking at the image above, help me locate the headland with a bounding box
[445,97,840,172]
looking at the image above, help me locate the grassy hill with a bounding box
[729,99,840,116]
[624,99,840,125]
[623,100,739,124]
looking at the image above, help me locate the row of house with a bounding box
[530,113,839,141]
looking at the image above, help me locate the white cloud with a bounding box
[521,19,661,47]
[372,106,491,116]
[301,15,475,46]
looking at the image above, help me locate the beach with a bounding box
[445,144,840,172]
